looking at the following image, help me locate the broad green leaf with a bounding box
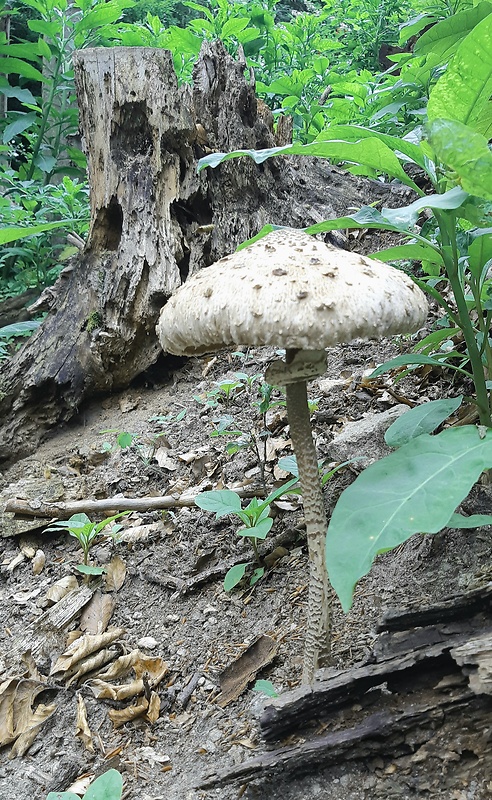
[0,86,37,105]
[415,327,461,353]
[2,112,38,143]
[447,512,492,528]
[253,679,278,697]
[427,13,492,135]
[372,242,444,266]
[371,353,469,378]
[74,3,128,33]
[220,17,250,38]
[427,119,492,200]
[0,220,75,245]
[326,426,492,611]
[224,562,248,591]
[0,43,42,58]
[0,320,41,338]
[384,397,463,447]
[83,769,123,800]
[94,511,131,535]
[468,229,492,278]
[76,564,106,575]
[0,57,44,81]
[414,3,492,60]
[238,517,273,540]
[117,432,133,448]
[250,567,265,586]
[195,490,243,518]
[314,124,427,170]
[399,13,439,45]
[198,140,421,192]
[28,19,60,37]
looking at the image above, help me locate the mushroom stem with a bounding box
[284,353,332,683]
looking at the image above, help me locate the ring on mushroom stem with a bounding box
[156,228,428,683]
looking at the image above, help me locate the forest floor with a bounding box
[1,324,491,799]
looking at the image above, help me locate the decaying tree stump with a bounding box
[0,41,411,463]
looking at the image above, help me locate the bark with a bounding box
[0,41,412,463]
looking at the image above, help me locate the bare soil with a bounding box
[1,335,491,799]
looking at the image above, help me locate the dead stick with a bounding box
[4,487,265,520]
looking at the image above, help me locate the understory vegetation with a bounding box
[1,0,492,792]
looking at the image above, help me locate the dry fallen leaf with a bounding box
[104,556,127,592]
[108,696,149,728]
[50,628,125,676]
[216,635,279,707]
[80,591,115,635]
[75,693,94,751]
[45,575,78,605]
[32,549,46,575]
[154,449,179,470]
[0,677,56,758]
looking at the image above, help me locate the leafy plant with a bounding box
[46,769,123,800]
[44,512,130,575]
[197,7,492,613]
[253,678,279,697]
[0,318,41,360]
[195,478,298,591]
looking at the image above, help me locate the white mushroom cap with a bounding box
[157,229,428,356]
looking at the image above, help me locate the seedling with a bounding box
[195,478,298,591]
[148,408,187,425]
[46,769,123,800]
[44,512,130,576]
[253,679,279,698]
[99,429,137,451]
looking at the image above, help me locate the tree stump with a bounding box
[0,42,411,463]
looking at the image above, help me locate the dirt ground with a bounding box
[1,333,491,799]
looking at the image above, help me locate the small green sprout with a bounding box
[44,512,130,575]
[253,679,279,698]
[195,478,298,591]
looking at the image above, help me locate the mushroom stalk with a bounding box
[284,351,332,683]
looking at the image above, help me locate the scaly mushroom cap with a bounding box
[157,229,428,356]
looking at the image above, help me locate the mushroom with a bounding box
[157,228,428,683]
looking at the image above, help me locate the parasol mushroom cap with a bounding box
[157,229,428,356]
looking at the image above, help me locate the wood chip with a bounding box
[216,636,279,708]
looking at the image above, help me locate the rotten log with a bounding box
[197,586,492,791]
[0,41,412,464]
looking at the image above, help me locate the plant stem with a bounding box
[436,211,491,427]
[284,351,332,683]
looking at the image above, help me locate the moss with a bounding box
[86,311,102,333]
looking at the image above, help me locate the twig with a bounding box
[4,487,265,520]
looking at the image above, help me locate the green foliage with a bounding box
[195,478,298,590]
[326,426,492,612]
[44,511,130,572]
[46,769,123,800]
[198,4,492,613]
[0,318,41,360]
[253,679,279,697]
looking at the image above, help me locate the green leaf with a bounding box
[238,517,273,540]
[76,564,106,576]
[253,679,278,697]
[427,13,492,136]
[414,3,492,61]
[0,320,41,338]
[117,431,134,448]
[384,397,463,447]
[372,242,444,267]
[370,353,469,378]
[447,512,492,528]
[326,426,492,611]
[314,124,427,170]
[84,769,123,800]
[249,566,265,586]
[224,562,249,591]
[28,19,60,38]
[198,139,420,191]
[37,37,52,60]
[220,17,250,38]
[2,112,38,143]
[0,220,76,245]
[0,57,44,81]
[427,119,492,200]
[195,490,243,518]
[468,229,492,278]
[74,3,129,33]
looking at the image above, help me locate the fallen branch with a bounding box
[4,487,265,520]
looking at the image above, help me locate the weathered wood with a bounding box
[0,41,411,463]
[196,588,492,791]
[4,485,265,520]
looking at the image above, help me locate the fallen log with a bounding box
[197,584,492,791]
